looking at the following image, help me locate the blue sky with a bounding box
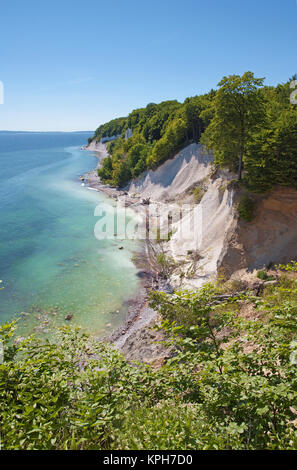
[0,0,296,131]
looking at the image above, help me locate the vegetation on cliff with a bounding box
[90,72,297,191]
[1,265,297,450]
[95,96,212,186]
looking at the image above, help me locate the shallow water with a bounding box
[0,132,141,336]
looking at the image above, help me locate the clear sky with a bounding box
[0,0,296,131]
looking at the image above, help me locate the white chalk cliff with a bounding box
[126,143,297,289]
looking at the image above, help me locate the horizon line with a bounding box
[0,129,94,134]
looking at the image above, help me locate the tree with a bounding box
[147,118,188,167]
[98,156,113,181]
[202,72,265,180]
[183,97,205,143]
[244,79,297,191]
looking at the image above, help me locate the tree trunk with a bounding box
[198,121,202,141]
[192,123,196,143]
[238,150,243,181]
[238,126,244,181]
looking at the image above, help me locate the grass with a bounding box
[192,186,205,204]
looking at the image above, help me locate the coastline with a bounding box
[82,143,162,359]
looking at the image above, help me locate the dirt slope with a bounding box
[222,187,297,276]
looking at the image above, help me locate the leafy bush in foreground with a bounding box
[1,269,297,450]
[149,278,297,450]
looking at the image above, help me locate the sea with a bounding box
[0,131,141,337]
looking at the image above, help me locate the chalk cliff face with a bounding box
[125,128,133,140]
[86,140,297,287]
[125,143,297,288]
[86,139,106,152]
[87,136,119,149]
[125,144,236,288]
[128,143,213,201]
[167,176,237,289]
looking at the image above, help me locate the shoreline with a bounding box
[82,143,161,355]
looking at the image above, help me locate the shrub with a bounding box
[238,193,256,222]
[2,263,297,450]
[257,270,275,281]
[278,261,297,272]
[109,401,245,450]
[156,252,176,278]
[192,186,204,204]
[150,275,297,449]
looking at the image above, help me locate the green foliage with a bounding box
[149,274,297,449]
[97,156,113,182]
[257,270,275,281]
[238,193,256,222]
[156,252,176,278]
[93,96,210,186]
[2,265,297,449]
[0,325,116,449]
[0,324,182,450]
[245,84,297,192]
[109,401,245,450]
[201,72,265,180]
[192,185,205,204]
[147,118,188,167]
[91,73,297,192]
[93,117,128,143]
[278,261,297,272]
[150,283,228,337]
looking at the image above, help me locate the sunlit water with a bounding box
[0,132,141,337]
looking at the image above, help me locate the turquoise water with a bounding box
[0,132,141,336]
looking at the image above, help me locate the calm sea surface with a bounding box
[0,132,140,336]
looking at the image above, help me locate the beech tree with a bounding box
[201,72,265,180]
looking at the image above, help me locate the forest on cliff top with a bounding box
[91,72,297,192]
